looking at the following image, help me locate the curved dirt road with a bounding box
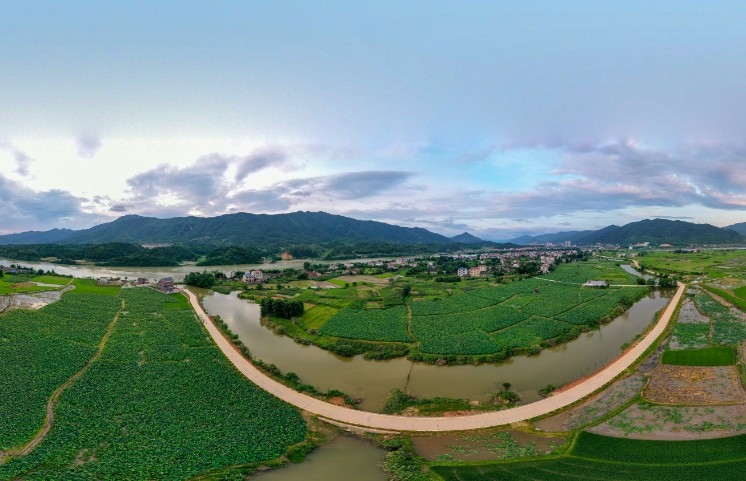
[185,282,685,432]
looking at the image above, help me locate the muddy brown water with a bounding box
[202,290,670,412]
[252,435,386,481]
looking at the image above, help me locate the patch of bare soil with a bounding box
[708,291,733,308]
[534,374,645,432]
[0,296,9,314]
[309,281,341,289]
[677,298,710,324]
[413,430,566,462]
[589,403,746,440]
[1,289,66,313]
[327,396,355,408]
[644,365,746,405]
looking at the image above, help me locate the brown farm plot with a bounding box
[644,365,746,405]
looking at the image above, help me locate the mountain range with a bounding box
[0,213,743,249]
[0,212,486,248]
[510,219,745,246]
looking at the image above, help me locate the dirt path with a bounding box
[185,282,686,432]
[4,299,124,458]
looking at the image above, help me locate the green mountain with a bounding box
[450,232,484,243]
[510,230,594,245]
[578,219,744,245]
[512,219,744,246]
[2,212,452,247]
[0,228,75,245]
[725,222,746,236]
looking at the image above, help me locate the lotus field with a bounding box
[0,287,306,480]
[0,293,121,451]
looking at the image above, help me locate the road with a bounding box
[184,282,686,432]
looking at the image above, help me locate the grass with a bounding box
[301,305,338,330]
[31,275,72,285]
[68,278,122,296]
[661,347,737,366]
[431,432,746,481]
[734,285,746,299]
[0,280,63,294]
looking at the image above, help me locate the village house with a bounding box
[242,270,266,284]
[156,277,175,292]
[457,267,469,277]
[468,266,484,277]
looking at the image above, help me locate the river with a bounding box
[252,435,386,481]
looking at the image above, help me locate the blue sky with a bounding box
[2,1,746,240]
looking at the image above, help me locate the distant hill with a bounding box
[450,232,484,244]
[510,230,594,245]
[512,219,745,246]
[0,212,453,247]
[725,222,746,236]
[0,228,75,245]
[578,219,744,245]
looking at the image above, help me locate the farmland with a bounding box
[667,287,746,351]
[0,286,306,480]
[640,249,746,280]
[431,432,746,480]
[260,260,649,362]
[661,347,736,366]
[0,292,121,451]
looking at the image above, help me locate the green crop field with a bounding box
[0,287,306,480]
[692,290,746,346]
[0,292,122,451]
[431,432,746,481]
[661,346,736,366]
[321,305,411,342]
[642,249,746,280]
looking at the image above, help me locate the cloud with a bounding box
[0,174,102,233]
[470,141,746,220]
[0,143,33,176]
[234,148,289,181]
[323,171,414,199]
[76,134,102,158]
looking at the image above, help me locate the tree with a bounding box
[184,271,217,289]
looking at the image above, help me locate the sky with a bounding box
[3,1,746,241]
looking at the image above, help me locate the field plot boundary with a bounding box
[185,281,686,432]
